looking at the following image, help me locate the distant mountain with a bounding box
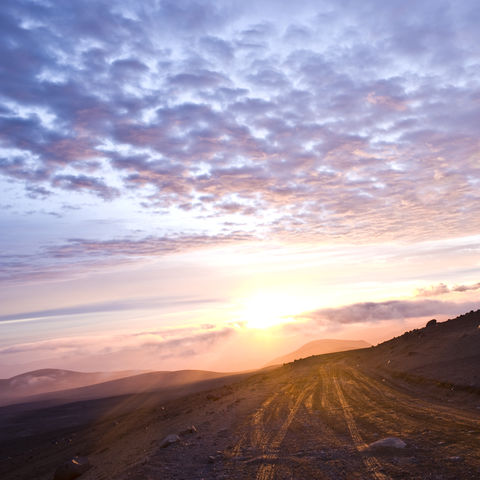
[0,369,246,407]
[266,339,371,366]
[0,368,146,406]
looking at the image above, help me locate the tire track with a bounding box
[336,365,480,477]
[338,368,423,438]
[231,389,284,458]
[255,385,312,480]
[332,373,390,480]
[345,367,480,430]
[304,391,314,413]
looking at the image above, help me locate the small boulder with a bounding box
[447,456,463,462]
[160,434,180,448]
[426,319,437,328]
[181,425,198,435]
[206,394,220,401]
[366,437,406,451]
[53,456,91,480]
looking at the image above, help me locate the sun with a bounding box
[238,292,304,329]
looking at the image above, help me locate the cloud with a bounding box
[0,325,235,362]
[415,282,480,297]
[48,233,254,259]
[51,174,119,200]
[0,232,256,284]
[168,70,229,89]
[298,299,478,325]
[200,35,235,61]
[0,295,224,324]
[0,0,480,255]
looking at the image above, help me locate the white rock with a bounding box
[160,434,181,448]
[366,437,406,450]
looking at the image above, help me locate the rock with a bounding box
[448,456,463,462]
[366,437,406,450]
[181,425,198,435]
[206,394,220,401]
[426,319,437,328]
[53,456,91,480]
[160,434,180,448]
[207,455,216,463]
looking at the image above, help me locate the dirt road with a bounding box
[2,357,480,480]
[107,357,480,480]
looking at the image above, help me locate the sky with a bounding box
[1,0,479,377]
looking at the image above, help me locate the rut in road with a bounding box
[255,385,313,480]
[223,363,480,479]
[332,371,390,480]
[228,368,372,479]
[230,386,287,458]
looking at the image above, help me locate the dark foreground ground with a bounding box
[1,352,480,480]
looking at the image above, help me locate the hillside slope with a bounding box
[364,309,480,388]
[0,369,245,407]
[0,369,145,406]
[266,338,371,366]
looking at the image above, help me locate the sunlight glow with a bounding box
[238,292,306,329]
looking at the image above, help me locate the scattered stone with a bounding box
[53,456,91,480]
[181,425,198,435]
[160,434,181,448]
[448,456,463,462]
[366,437,406,451]
[207,455,216,463]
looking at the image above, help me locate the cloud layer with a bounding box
[0,324,234,364]
[298,299,478,325]
[0,295,224,323]
[415,282,480,297]
[1,0,480,253]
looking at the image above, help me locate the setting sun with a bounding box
[238,292,306,329]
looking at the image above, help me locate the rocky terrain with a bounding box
[364,309,480,389]
[1,310,479,480]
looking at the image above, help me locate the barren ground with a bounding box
[2,353,480,480]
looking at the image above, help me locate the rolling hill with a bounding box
[0,368,145,406]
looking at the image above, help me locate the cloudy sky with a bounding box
[1,0,479,376]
